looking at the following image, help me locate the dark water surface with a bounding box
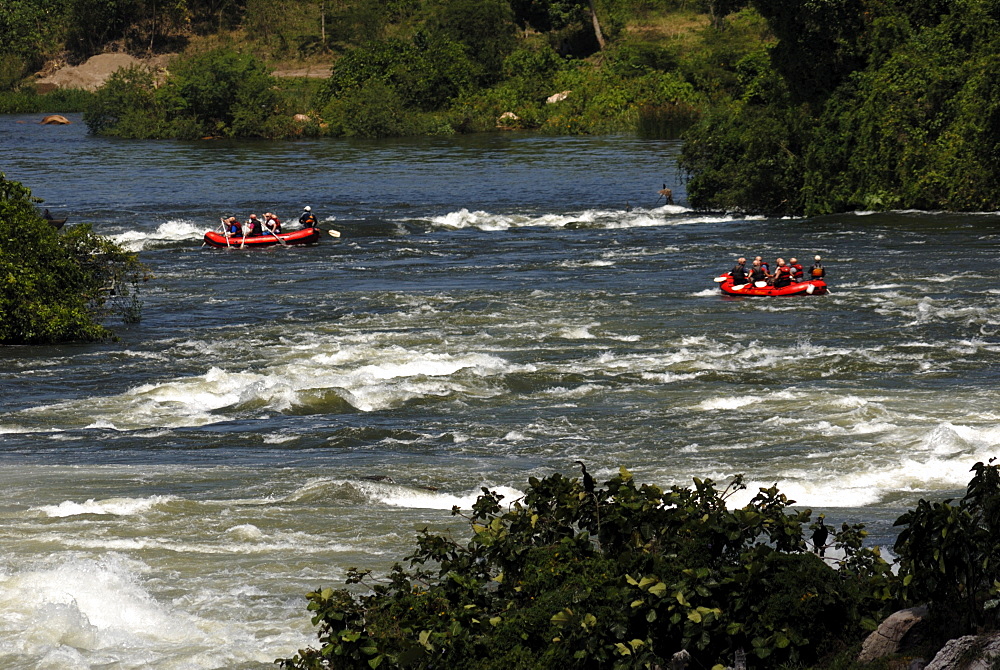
[2,114,999,668]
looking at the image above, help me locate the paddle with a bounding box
[220,218,231,248]
[327,229,341,238]
[240,221,248,249]
[267,227,287,245]
[754,281,768,288]
[713,276,727,283]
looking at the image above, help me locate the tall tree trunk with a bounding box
[320,0,326,45]
[588,0,606,50]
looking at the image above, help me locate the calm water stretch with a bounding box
[1,113,999,668]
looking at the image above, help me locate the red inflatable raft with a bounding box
[203,227,321,248]
[715,275,828,296]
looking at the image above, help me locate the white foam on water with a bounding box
[108,220,205,252]
[0,554,311,668]
[423,207,749,232]
[33,495,176,518]
[362,483,526,510]
[16,340,532,429]
[0,555,202,654]
[697,397,759,411]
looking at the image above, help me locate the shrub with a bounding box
[894,460,1000,638]
[0,174,147,344]
[85,48,291,139]
[159,48,286,137]
[277,468,895,670]
[83,64,164,137]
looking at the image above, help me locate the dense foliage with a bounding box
[3,0,768,139]
[679,0,1000,214]
[83,48,290,138]
[277,467,901,669]
[278,461,1000,669]
[10,0,1000,208]
[894,459,1000,638]
[0,174,146,344]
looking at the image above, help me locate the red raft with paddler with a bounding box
[715,255,828,296]
[203,206,340,248]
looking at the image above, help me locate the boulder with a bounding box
[40,114,71,125]
[546,90,571,104]
[292,114,311,123]
[497,111,520,129]
[926,633,1000,670]
[34,53,168,91]
[857,606,930,664]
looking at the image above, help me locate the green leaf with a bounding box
[648,582,667,598]
[551,608,574,626]
[638,576,657,590]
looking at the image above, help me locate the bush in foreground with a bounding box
[277,467,901,669]
[280,460,1000,669]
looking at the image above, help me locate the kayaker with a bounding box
[245,214,263,237]
[299,206,318,228]
[264,212,282,234]
[728,257,748,285]
[810,255,826,279]
[788,257,805,282]
[772,258,792,288]
[747,259,768,284]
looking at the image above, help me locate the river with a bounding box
[1,113,999,669]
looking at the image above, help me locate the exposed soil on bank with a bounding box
[34,52,330,92]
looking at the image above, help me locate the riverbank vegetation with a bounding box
[278,461,1000,669]
[0,0,769,137]
[679,0,1000,215]
[5,1,1000,211]
[0,174,146,344]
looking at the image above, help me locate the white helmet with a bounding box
[304,206,311,212]
[814,255,822,261]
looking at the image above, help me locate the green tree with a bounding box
[0,174,146,344]
[83,64,163,138]
[429,0,517,85]
[85,48,289,139]
[159,47,284,136]
[0,0,69,83]
[67,0,136,56]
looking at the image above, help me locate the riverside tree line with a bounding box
[4,1,1000,214]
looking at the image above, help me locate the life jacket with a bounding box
[267,217,281,233]
[227,221,241,235]
[749,266,767,282]
[730,264,747,283]
[790,263,804,281]
[247,219,262,236]
[811,263,825,278]
[773,265,792,287]
[300,213,317,227]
